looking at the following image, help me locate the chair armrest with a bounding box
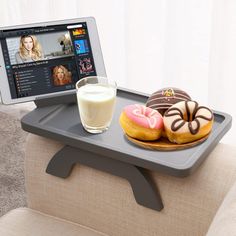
[25,134,236,236]
[207,180,236,236]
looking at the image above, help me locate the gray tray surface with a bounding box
[21,88,232,177]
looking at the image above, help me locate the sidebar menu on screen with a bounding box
[68,23,97,80]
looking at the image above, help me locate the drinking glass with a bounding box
[76,76,117,134]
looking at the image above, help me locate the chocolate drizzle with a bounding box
[171,118,186,131]
[165,107,184,119]
[191,102,199,120]
[164,101,213,135]
[185,101,190,121]
[195,106,214,121]
[188,119,200,135]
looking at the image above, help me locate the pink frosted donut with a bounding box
[119,104,164,141]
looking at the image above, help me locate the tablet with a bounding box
[0,17,106,104]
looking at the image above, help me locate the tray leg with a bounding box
[46,145,163,211]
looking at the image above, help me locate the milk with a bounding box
[77,83,116,131]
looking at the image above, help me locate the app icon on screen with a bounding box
[72,28,86,36]
[74,39,89,54]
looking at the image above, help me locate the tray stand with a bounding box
[23,90,231,212]
[46,145,163,211]
[33,95,163,211]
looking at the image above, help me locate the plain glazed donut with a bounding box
[119,104,164,141]
[163,101,214,144]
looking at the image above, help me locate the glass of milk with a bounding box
[76,76,117,134]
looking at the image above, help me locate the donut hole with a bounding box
[183,112,195,122]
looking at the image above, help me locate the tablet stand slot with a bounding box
[34,93,77,108]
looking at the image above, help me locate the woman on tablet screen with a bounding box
[52,65,72,86]
[15,35,44,63]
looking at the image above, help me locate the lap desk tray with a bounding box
[21,88,232,211]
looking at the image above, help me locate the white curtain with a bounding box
[1,0,236,144]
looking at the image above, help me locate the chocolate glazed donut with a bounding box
[164,101,214,144]
[146,88,191,115]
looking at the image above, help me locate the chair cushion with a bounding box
[0,208,108,236]
[25,135,236,236]
[207,180,236,236]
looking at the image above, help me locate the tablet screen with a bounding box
[0,22,97,99]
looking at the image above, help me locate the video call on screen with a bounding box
[0,22,97,98]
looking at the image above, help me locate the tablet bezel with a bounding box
[0,17,106,104]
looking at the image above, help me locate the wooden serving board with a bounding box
[126,134,210,151]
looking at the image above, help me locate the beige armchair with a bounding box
[1,134,236,236]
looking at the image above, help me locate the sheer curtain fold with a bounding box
[208,0,236,144]
[77,0,127,87]
[0,0,236,144]
[125,0,213,104]
[0,0,79,26]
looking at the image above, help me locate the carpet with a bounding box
[0,111,28,216]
